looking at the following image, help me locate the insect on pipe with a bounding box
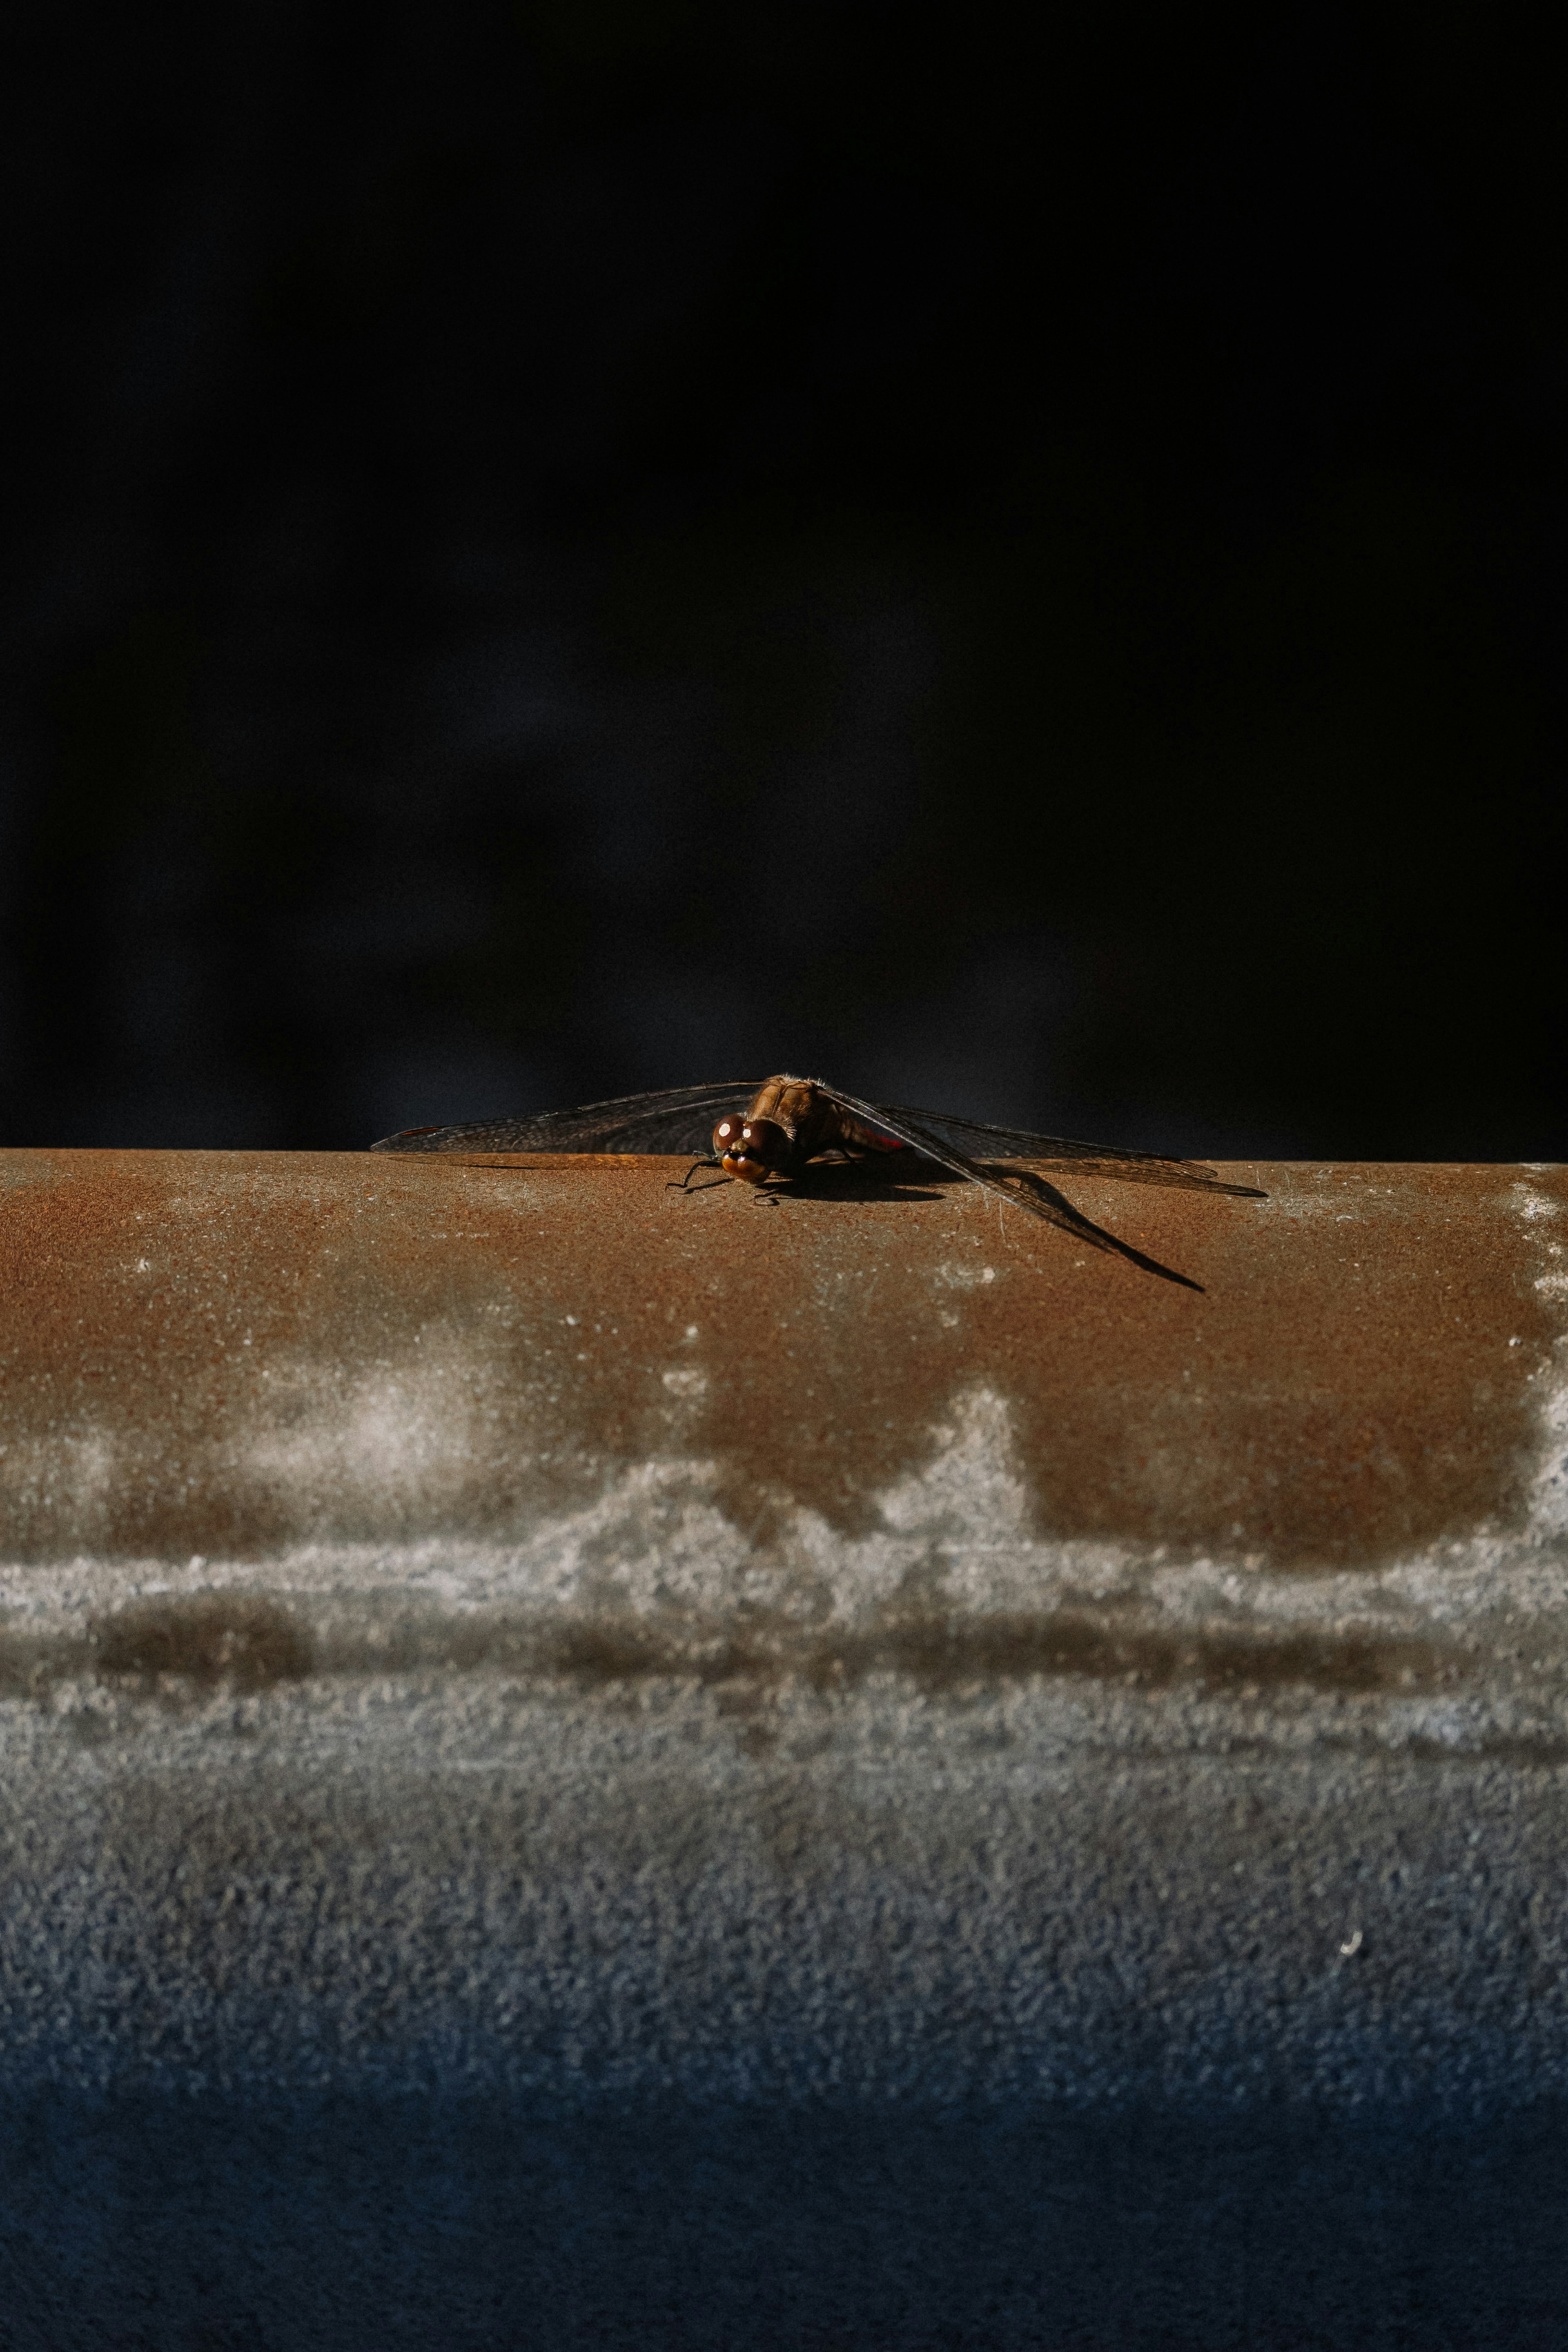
[372,1076,1266,1290]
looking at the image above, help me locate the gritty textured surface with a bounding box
[1,1148,1566,2345]
[0,1147,1558,1565]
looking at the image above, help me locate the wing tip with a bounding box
[369,1127,452,1152]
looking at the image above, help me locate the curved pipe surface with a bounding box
[2,1148,1565,2344]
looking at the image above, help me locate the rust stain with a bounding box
[0,1597,1457,1702]
[0,1596,1463,1705]
[0,1147,1561,1568]
[92,1594,313,1689]
[333,1603,1458,1697]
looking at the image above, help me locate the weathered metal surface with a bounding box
[2,1147,1559,1563]
[2,1147,1566,2345]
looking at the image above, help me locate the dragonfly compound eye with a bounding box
[712,1114,756,1172]
[715,1115,788,1181]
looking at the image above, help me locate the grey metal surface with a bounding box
[2,1147,1566,2345]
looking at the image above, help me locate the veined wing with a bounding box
[813,1083,1205,1290]
[370,1081,764,1157]
[868,1103,1266,1199]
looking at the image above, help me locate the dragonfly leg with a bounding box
[668,1155,730,1194]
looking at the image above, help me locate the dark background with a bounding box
[2,1,1561,1158]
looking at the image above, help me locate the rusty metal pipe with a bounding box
[2,1148,1566,2344]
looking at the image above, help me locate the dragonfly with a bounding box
[372,1076,1265,1289]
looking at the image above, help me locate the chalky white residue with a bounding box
[1514,1182,1568,1546]
[242,1336,487,1519]
[0,1430,115,1535]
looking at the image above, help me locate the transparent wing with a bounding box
[866,1102,1265,1199]
[370,1081,764,1157]
[812,1083,1206,1289]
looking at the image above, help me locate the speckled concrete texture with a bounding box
[2,1148,1566,2345]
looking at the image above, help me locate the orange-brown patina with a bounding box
[0,1149,1559,1567]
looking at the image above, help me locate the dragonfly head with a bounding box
[712,1112,789,1183]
